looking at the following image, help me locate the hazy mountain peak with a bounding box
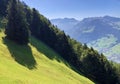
[51,18,79,22]
[51,18,79,31]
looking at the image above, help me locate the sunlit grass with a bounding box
[0,32,94,84]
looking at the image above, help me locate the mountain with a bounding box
[0,31,94,84]
[70,16,120,43]
[1,0,120,83]
[51,18,79,33]
[51,16,120,63]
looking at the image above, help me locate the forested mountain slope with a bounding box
[0,0,120,84]
[0,31,94,84]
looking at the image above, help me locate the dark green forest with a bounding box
[0,0,120,84]
[5,0,29,45]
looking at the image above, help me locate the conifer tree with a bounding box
[0,0,8,16]
[5,0,29,45]
[30,8,42,36]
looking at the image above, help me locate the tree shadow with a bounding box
[30,37,69,65]
[29,37,93,81]
[3,37,37,70]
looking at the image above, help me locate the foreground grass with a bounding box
[0,32,94,84]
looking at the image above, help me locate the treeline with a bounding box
[1,0,120,83]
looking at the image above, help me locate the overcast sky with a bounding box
[21,0,120,20]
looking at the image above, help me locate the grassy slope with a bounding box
[0,31,94,84]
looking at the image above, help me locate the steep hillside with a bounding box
[1,0,119,83]
[0,31,94,84]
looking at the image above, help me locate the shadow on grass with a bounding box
[29,37,92,81]
[3,37,37,70]
[30,37,69,65]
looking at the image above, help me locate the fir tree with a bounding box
[30,8,42,37]
[0,0,8,17]
[5,0,29,45]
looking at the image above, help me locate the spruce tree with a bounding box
[30,8,42,37]
[5,0,29,45]
[0,0,8,17]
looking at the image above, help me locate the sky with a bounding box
[21,0,120,20]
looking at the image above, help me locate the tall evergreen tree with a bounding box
[0,0,8,17]
[30,8,42,37]
[5,0,29,45]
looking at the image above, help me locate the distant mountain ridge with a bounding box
[51,18,79,32]
[51,16,120,63]
[71,16,120,43]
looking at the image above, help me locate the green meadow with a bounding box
[0,32,94,84]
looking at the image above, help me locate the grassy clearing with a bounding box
[0,32,94,84]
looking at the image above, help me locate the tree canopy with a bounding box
[5,0,29,45]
